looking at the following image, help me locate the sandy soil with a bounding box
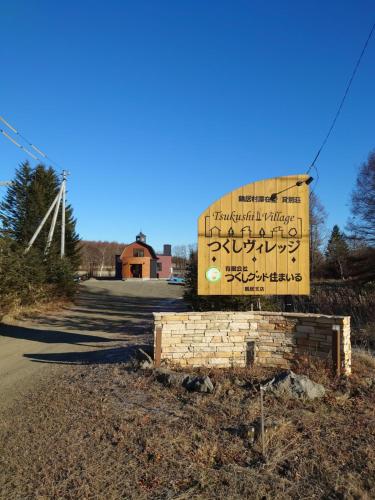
[0,279,185,409]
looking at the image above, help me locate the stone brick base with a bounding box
[153,311,351,375]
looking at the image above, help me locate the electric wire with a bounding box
[0,128,39,160]
[0,115,63,169]
[307,20,375,175]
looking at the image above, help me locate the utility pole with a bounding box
[45,182,64,254]
[61,170,67,257]
[25,171,68,258]
[25,189,62,254]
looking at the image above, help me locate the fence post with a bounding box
[260,385,265,457]
[154,327,162,368]
[332,325,341,376]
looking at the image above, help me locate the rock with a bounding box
[183,375,214,394]
[132,347,154,370]
[153,369,214,394]
[137,348,153,364]
[233,377,247,387]
[155,368,189,387]
[263,370,326,400]
[139,360,154,370]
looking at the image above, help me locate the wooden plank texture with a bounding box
[198,174,310,296]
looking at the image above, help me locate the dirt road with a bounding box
[0,279,185,408]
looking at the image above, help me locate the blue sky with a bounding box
[1,1,374,252]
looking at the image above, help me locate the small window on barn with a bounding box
[157,262,162,271]
[133,248,144,257]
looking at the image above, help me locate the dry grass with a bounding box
[0,297,72,323]
[293,284,375,335]
[0,353,374,500]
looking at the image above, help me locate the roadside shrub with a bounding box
[0,163,80,316]
[0,238,76,315]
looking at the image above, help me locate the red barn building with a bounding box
[117,233,172,279]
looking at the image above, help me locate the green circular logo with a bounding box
[205,267,221,283]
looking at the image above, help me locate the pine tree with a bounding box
[0,161,33,244]
[1,162,80,310]
[24,165,61,254]
[325,225,349,279]
[1,164,80,267]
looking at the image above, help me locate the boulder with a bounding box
[153,369,214,394]
[263,370,326,400]
[132,347,154,370]
[155,368,189,387]
[183,375,214,394]
[139,359,154,370]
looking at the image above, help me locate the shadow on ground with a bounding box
[23,345,151,365]
[0,323,118,345]
[3,282,187,366]
[29,286,187,336]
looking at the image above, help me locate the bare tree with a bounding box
[187,243,197,258]
[79,240,126,275]
[309,191,327,278]
[347,150,375,246]
[325,225,349,279]
[173,245,188,272]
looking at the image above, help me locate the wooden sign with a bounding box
[198,174,310,295]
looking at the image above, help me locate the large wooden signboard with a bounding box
[198,174,310,295]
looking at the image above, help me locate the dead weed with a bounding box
[0,353,374,499]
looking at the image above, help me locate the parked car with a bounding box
[168,276,185,285]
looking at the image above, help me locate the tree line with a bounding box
[310,150,375,282]
[79,241,197,277]
[79,240,126,276]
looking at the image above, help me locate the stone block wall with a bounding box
[153,311,351,375]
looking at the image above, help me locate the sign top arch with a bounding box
[198,174,310,295]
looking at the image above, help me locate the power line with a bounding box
[307,20,375,175]
[0,115,63,169]
[0,128,39,160]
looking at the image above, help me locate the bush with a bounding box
[0,163,80,316]
[0,238,77,315]
[45,253,77,299]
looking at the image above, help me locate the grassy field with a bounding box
[1,351,374,499]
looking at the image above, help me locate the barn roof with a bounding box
[121,240,158,260]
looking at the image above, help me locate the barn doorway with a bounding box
[130,264,143,278]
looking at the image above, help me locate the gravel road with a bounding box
[0,279,186,409]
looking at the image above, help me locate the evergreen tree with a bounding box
[0,162,80,311]
[0,238,47,310]
[0,163,80,270]
[325,225,349,279]
[0,161,33,243]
